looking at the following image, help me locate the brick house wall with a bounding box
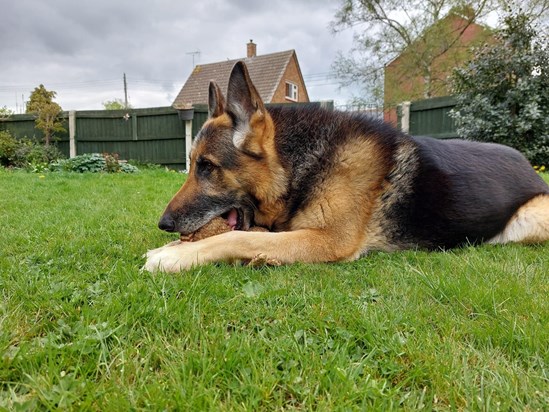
[383,14,492,126]
[271,55,310,103]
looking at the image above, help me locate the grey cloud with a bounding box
[1,0,358,110]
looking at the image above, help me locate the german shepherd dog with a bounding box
[145,61,549,273]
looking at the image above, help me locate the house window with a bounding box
[285,81,298,101]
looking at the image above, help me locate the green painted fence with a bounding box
[398,96,459,139]
[74,107,188,168]
[0,106,208,169]
[0,113,71,154]
[1,102,331,169]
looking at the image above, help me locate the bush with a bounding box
[50,153,138,173]
[0,130,18,166]
[0,133,64,170]
[13,138,65,171]
[126,160,163,171]
[450,13,549,165]
[0,134,139,173]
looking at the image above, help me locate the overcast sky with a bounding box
[0,0,361,112]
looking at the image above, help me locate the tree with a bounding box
[498,0,549,31]
[331,0,549,107]
[26,85,65,146]
[450,12,549,165]
[0,106,13,121]
[103,98,131,110]
[331,0,493,106]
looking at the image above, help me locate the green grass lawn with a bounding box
[1,168,548,411]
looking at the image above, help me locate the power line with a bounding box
[0,77,184,92]
[303,72,336,81]
[0,73,338,94]
[306,82,340,88]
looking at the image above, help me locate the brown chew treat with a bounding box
[180,216,268,242]
[248,226,269,233]
[179,217,229,242]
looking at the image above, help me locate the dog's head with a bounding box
[158,61,285,235]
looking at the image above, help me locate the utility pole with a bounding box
[123,73,128,109]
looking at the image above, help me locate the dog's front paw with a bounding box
[143,241,201,273]
[248,253,282,268]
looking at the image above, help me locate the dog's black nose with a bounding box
[158,215,176,232]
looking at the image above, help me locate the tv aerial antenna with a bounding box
[186,50,201,68]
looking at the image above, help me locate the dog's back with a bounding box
[267,106,401,229]
[267,106,549,250]
[390,136,549,248]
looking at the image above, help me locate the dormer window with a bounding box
[285,81,298,102]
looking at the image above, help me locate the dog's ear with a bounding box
[226,61,265,117]
[208,81,225,118]
[226,61,267,152]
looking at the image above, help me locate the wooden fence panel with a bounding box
[72,107,186,167]
[0,101,331,169]
[0,115,40,139]
[76,115,133,141]
[0,113,71,156]
[398,96,459,139]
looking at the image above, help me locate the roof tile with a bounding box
[173,50,294,109]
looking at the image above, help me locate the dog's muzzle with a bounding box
[158,214,176,232]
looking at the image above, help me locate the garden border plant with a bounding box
[0,130,64,171]
[50,153,139,173]
[1,129,138,173]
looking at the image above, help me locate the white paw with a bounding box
[143,240,201,273]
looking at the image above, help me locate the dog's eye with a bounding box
[197,158,216,174]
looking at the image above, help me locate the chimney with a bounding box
[247,40,257,58]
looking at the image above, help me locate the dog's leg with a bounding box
[488,194,549,245]
[144,228,363,273]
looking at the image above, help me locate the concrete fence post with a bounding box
[320,100,334,111]
[68,110,76,158]
[185,119,193,172]
[400,101,411,134]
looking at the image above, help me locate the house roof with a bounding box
[172,50,295,109]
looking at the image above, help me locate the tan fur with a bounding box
[145,136,391,272]
[488,194,549,244]
[245,113,287,199]
[169,116,234,205]
[204,112,233,130]
[230,110,289,229]
[146,230,354,272]
[163,164,201,215]
[289,136,389,260]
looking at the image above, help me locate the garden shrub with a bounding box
[12,138,65,171]
[0,133,138,173]
[0,133,64,170]
[0,130,18,166]
[50,153,138,173]
[451,13,549,166]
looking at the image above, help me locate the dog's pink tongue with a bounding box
[227,208,238,230]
